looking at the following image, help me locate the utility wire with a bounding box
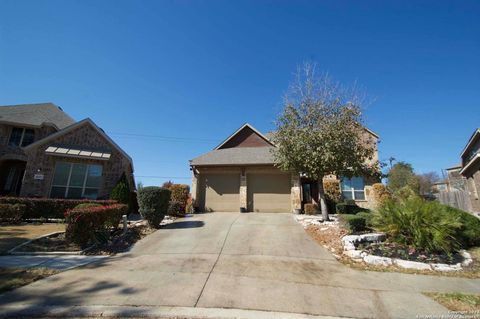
[108,132,218,143]
[135,175,191,179]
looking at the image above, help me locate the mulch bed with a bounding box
[305,224,348,257]
[358,241,464,264]
[15,232,81,252]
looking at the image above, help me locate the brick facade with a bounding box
[20,122,133,199]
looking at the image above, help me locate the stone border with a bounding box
[8,232,94,256]
[341,233,473,272]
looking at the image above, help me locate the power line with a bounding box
[135,175,191,180]
[108,132,218,143]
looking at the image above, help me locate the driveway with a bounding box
[1,213,479,318]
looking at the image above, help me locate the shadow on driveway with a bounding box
[163,221,205,229]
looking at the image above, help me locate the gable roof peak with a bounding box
[214,123,274,150]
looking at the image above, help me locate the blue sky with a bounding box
[1,0,479,186]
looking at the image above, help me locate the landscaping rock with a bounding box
[431,263,462,272]
[358,233,386,243]
[393,259,431,271]
[341,235,361,244]
[343,250,363,259]
[363,255,393,266]
[460,250,473,267]
[343,242,356,251]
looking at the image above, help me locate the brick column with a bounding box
[291,174,301,212]
[240,173,247,210]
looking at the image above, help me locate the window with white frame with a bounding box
[341,176,365,200]
[50,162,103,199]
[8,127,35,147]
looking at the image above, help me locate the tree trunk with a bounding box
[318,179,329,221]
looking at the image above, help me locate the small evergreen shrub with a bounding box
[304,203,318,215]
[170,184,190,213]
[0,204,26,222]
[110,173,133,213]
[372,197,463,254]
[0,197,116,220]
[167,201,184,216]
[444,206,480,248]
[65,204,127,247]
[137,186,171,228]
[340,214,367,233]
[323,179,342,213]
[336,202,368,215]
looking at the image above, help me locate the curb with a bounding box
[0,305,352,319]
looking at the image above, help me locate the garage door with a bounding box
[202,173,240,212]
[247,173,291,212]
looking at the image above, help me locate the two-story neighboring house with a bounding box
[0,103,134,199]
[460,128,480,213]
[189,123,379,213]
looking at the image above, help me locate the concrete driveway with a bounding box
[1,213,479,318]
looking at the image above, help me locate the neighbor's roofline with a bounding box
[460,153,480,175]
[460,128,480,157]
[23,118,134,169]
[213,123,275,150]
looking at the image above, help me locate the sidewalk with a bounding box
[0,255,108,270]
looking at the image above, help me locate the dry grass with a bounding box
[424,292,480,312]
[0,223,66,254]
[0,267,59,294]
[305,224,480,279]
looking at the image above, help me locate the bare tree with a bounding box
[272,63,379,220]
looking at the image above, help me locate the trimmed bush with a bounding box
[74,203,103,210]
[323,179,342,213]
[340,214,367,233]
[370,183,391,208]
[372,197,463,254]
[137,187,171,228]
[65,204,127,247]
[336,202,368,215]
[110,173,130,209]
[167,201,184,216]
[0,204,26,223]
[170,184,190,213]
[0,197,116,220]
[304,203,318,215]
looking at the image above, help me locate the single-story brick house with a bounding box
[460,128,480,214]
[190,123,379,213]
[0,103,134,199]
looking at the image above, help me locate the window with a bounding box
[341,176,365,200]
[8,127,35,146]
[50,162,103,199]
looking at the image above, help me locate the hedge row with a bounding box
[0,197,117,219]
[65,203,127,247]
[0,204,26,223]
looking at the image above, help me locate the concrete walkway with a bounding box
[0,255,108,270]
[0,213,479,319]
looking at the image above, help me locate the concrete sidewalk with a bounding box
[0,213,478,319]
[0,255,108,270]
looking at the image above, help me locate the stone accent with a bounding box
[363,255,393,266]
[191,173,198,208]
[239,173,247,209]
[394,259,432,271]
[291,174,301,211]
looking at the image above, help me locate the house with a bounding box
[189,123,379,213]
[0,103,134,199]
[459,128,480,213]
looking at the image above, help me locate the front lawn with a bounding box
[0,267,59,294]
[423,292,480,312]
[0,223,66,254]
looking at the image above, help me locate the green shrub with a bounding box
[372,197,463,254]
[0,204,26,223]
[356,211,374,228]
[110,173,130,205]
[444,206,480,248]
[336,202,368,215]
[170,184,190,213]
[137,187,171,228]
[304,203,318,215]
[65,204,127,247]
[340,214,367,233]
[167,201,184,216]
[74,203,103,210]
[0,197,116,220]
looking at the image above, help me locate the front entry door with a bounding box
[301,180,319,210]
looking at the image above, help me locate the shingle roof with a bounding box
[0,103,75,130]
[190,147,275,166]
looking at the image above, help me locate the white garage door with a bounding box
[247,173,291,213]
[202,173,240,212]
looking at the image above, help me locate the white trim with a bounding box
[214,123,275,150]
[460,129,480,157]
[363,127,379,139]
